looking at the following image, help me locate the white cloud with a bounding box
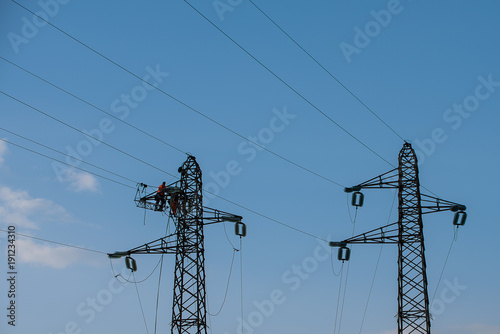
[0,185,72,229]
[17,239,103,269]
[59,168,100,192]
[0,139,8,165]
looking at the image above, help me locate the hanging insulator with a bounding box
[338,246,351,261]
[453,211,467,226]
[235,222,247,237]
[125,256,137,272]
[351,191,364,207]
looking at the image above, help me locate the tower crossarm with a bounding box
[329,222,399,246]
[420,194,466,214]
[107,232,178,257]
[202,206,243,225]
[345,168,398,192]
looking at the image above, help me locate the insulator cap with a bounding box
[125,256,137,272]
[352,191,364,207]
[235,222,247,237]
[453,211,467,226]
[338,246,351,261]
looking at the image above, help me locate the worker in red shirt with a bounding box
[155,182,167,211]
[169,192,178,216]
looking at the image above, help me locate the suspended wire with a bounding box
[333,262,345,334]
[183,0,394,167]
[1,83,333,244]
[210,192,329,243]
[206,221,241,317]
[0,90,178,180]
[337,243,353,333]
[357,244,384,333]
[330,248,341,277]
[333,200,357,333]
[0,228,107,254]
[346,194,358,224]
[247,0,405,142]
[335,203,359,333]
[0,57,186,156]
[4,2,440,244]
[153,215,173,334]
[154,255,165,334]
[239,237,244,334]
[110,256,164,284]
[0,127,137,184]
[208,248,238,316]
[358,190,397,334]
[0,138,136,190]
[132,271,151,334]
[7,2,343,188]
[0,134,328,244]
[8,0,445,203]
[223,222,239,251]
[430,226,458,308]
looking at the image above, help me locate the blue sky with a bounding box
[1,1,499,333]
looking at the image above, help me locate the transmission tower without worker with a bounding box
[108,155,246,334]
[330,142,467,334]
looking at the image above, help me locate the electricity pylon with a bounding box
[109,155,245,334]
[330,142,466,334]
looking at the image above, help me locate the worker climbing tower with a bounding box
[109,155,245,334]
[330,142,467,334]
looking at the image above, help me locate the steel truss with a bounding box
[331,142,466,334]
[109,156,243,334]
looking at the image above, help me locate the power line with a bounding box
[132,271,151,334]
[1,92,331,243]
[333,262,344,334]
[358,190,397,333]
[0,56,186,157]
[0,90,178,180]
[0,137,136,190]
[208,248,238,316]
[0,133,328,244]
[0,228,107,254]
[8,0,442,201]
[430,227,457,308]
[1,134,327,246]
[8,1,343,188]
[336,207,358,333]
[209,191,330,243]
[183,0,394,167]
[247,0,405,142]
[0,127,137,185]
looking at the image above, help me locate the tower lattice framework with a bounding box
[108,155,244,334]
[331,142,467,334]
[396,143,430,332]
[172,156,207,334]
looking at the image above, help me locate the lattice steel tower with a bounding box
[330,142,467,334]
[109,155,245,334]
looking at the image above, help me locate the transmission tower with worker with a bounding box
[109,155,246,334]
